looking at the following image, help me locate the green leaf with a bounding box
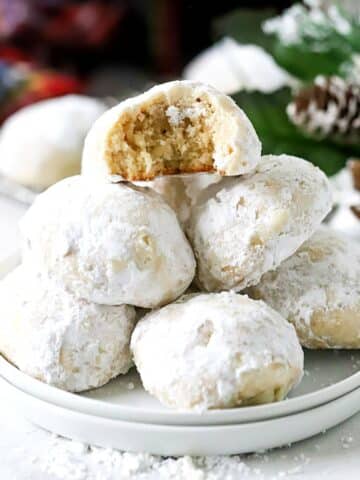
[217,4,360,81]
[232,89,356,176]
[272,43,349,81]
[214,9,276,52]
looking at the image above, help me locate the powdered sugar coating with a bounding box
[0,95,107,190]
[138,173,222,225]
[186,154,332,292]
[20,176,195,308]
[0,265,136,392]
[249,227,360,349]
[82,80,261,179]
[131,292,303,410]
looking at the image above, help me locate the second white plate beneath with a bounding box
[2,375,360,456]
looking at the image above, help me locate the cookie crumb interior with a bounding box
[106,95,220,180]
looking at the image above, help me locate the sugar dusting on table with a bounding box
[25,433,322,479]
[30,436,256,480]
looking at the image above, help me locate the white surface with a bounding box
[2,383,360,479]
[1,193,360,476]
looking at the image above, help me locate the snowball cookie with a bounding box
[0,265,136,392]
[249,227,360,349]
[139,172,222,225]
[82,80,261,181]
[20,175,195,308]
[186,154,332,292]
[0,95,107,190]
[131,292,303,410]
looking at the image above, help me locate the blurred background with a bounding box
[0,1,359,168]
[0,0,295,96]
[0,0,358,237]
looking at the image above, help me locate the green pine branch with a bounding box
[232,88,360,176]
[216,4,360,81]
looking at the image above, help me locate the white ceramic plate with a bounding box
[2,374,360,456]
[1,253,360,426]
[1,350,360,426]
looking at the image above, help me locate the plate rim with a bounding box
[2,373,360,455]
[2,355,360,426]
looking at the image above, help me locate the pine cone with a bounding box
[351,205,360,220]
[287,76,360,144]
[348,159,360,221]
[349,159,360,191]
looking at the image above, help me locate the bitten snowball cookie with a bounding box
[0,265,136,392]
[0,95,107,190]
[82,80,261,181]
[20,176,196,307]
[131,293,303,410]
[249,227,360,349]
[186,154,332,292]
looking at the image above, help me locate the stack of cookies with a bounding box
[1,81,359,411]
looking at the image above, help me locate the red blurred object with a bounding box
[0,45,31,63]
[43,2,125,47]
[0,50,85,123]
[0,1,142,123]
[22,70,84,100]
[4,70,84,117]
[0,0,126,48]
